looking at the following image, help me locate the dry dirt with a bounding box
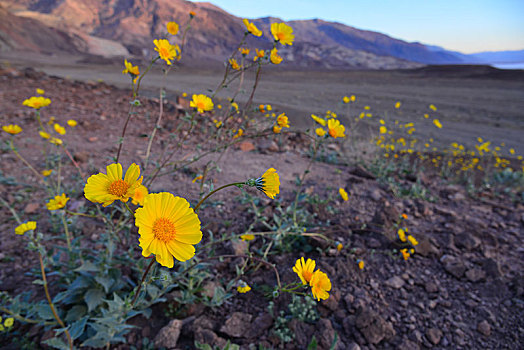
[0,65,523,349]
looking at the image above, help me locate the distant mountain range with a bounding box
[0,0,521,69]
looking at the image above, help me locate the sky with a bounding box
[194,0,524,54]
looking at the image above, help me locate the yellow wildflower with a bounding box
[67,119,78,127]
[407,235,418,246]
[4,318,14,328]
[395,101,401,109]
[54,123,66,135]
[23,96,51,109]
[358,260,365,270]
[271,22,294,45]
[135,192,202,267]
[429,104,437,111]
[166,21,179,35]
[229,58,241,70]
[49,138,62,145]
[254,48,265,61]
[190,94,214,113]
[310,270,331,301]
[270,48,282,64]
[272,125,282,134]
[398,228,406,242]
[36,88,45,94]
[2,124,22,135]
[39,131,50,139]
[276,113,290,128]
[47,116,55,125]
[189,11,196,18]
[192,175,203,183]
[401,213,408,220]
[237,282,251,293]
[400,248,410,260]
[315,128,326,137]
[233,128,244,138]
[337,243,343,251]
[84,163,143,207]
[327,119,345,138]
[311,114,326,126]
[132,185,148,206]
[433,119,442,128]
[339,187,349,201]
[154,39,180,65]
[46,193,69,210]
[42,169,53,176]
[240,234,255,241]
[15,221,37,235]
[239,47,250,56]
[122,59,139,76]
[343,96,350,104]
[379,126,387,134]
[293,257,316,284]
[243,19,262,36]
[254,168,280,199]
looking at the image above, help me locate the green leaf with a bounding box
[75,261,99,272]
[307,335,318,350]
[69,317,88,340]
[95,275,113,294]
[42,337,70,350]
[65,305,87,322]
[35,304,55,320]
[84,289,105,312]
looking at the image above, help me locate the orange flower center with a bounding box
[159,47,170,58]
[329,128,337,138]
[197,101,206,110]
[108,179,129,197]
[277,32,286,41]
[303,270,313,282]
[152,217,176,242]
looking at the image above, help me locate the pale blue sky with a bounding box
[195,0,524,53]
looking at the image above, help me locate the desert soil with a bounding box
[0,64,523,349]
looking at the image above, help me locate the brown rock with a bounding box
[477,320,491,336]
[220,312,252,338]
[441,255,466,279]
[24,202,39,214]
[73,152,89,163]
[154,319,182,349]
[237,141,255,152]
[249,313,273,338]
[288,319,315,348]
[385,276,405,289]
[257,139,279,153]
[426,327,442,345]
[356,307,396,344]
[465,268,486,283]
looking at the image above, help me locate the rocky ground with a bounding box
[0,67,523,349]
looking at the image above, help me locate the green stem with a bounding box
[0,195,22,224]
[9,139,45,185]
[61,212,72,252]
[131,258,156,306]
[193,182,245,213]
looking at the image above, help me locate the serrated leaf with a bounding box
[35,304,55,320]
[42,337,70,350]
[69,317,88,340]
[84,289,105,312]
[95,275,113,293]
[74,261,99,272]
[65,305,87,323]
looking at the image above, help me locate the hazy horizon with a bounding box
[194,0,524,54]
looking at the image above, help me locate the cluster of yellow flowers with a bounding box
[310,112,346,138]
[81,163,280,268]
[293,258,332,300]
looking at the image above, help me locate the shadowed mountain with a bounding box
[0,0,481,69]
